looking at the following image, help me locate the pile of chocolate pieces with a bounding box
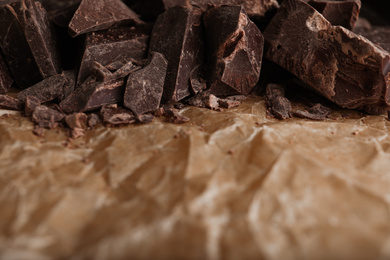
[0,0,389,138]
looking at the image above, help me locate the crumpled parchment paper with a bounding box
[1,96,390,260]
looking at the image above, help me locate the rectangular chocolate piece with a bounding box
[0,50,13,94]
[68,0,142,37]
[149,6,205,103]
[203,5,264,96]
[77,26,150,86]
[308,0,361,30]
[263,0,390,114]
[0,0,61,88]
[124,52,167,115]
[59,78,125,114]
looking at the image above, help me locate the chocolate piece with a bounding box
[0,51,13,94]
[65,112,88,138]
[265,84,292,120]
[203,94,221,111]
[25,96,41,116]
[59,78,125,114]
[77,26,150,86]
[163,107,190,123]
[137,114,155,124]
[92,60,141,82]
[17,74,67,103]
[218,95,246,109]
[354,26,390,53]
[60,70,77,102]
[263,0,390,114]
[164,0,279,18]
[189,66,207,95]
[112,61,141,79]
[0,0,61,88]
[124,52,168,115]
[293,103,331,120]
[100,104,136,125]
[0,94,24,111]
[91,62,113,82]
[68,0,142,37]
[308,0,361,30]
[203,5,264,96]
[87,113,101,129]
[149,6,205,103]
[32,105,65,129]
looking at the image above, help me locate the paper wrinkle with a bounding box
[2,96,390,259]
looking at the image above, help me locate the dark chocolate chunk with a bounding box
[68,0,142,37]
[91,62,113,82]
[111,61,141,79]
[0,0,61,89]
[263,0,390,114]
[124,52,168,115]
[25,96,41,117]
[265,84,292,120]
[0,94,24,111]
[149,6,205,103]
[59,70,77,102]
[32,105,65,129]
[65,112,88,138]
[17,74,67,103]
[218,95,246,109]
[87,113,101,129]
[293,103,331,120]
[354,26,390,53]
[308,0,361,30]
[0,51,13,94]
[203,5,264,96]
[100,104,136,125]
[77,26,150,86]
[164,0,279,18]
[59,78,125,114]
[92,60,141,82]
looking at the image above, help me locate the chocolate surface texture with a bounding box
[204,5,264,96]
[263,0,390,114]
[0,51,13,94]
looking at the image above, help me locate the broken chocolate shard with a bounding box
[308,0,361,30]
[25,96,41,117]
[0,94,24,111]
[203,5,264,96]
[59,70,77,102]
[263,0,390,114]
[100,104,136,125]
[293,103,331,120]
[164,0,279,18]
[265,84,292,120]
[32,105,65,129]
[77,26,150,86]
[111,61,141,79]
[162,106,190,123]
[203,94,222,111]
[218,95,246,109]
[17,74,67,103]
[124,52,168,115]
[0,0,62,88]
[87,113,101,129]
[91,62,113,82]
[68,0,142,37]
[65,112,87,138]
[149,5,205,103]
[0,51,13,94]
[59,78,125,114]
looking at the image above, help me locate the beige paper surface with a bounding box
[1,96,390,260]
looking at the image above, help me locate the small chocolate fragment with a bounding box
[32,105,65,129]
[0,51,13,94]
[203,5,264,96]
[100,104,136,125]
[189,66,207,95]
[124,52,168,115]
[111,61,141,79]
[308,0,361,30]
[92,61,141,82]
[68,0,142,37]
[163,107,190,124]
[264,0,390,114]
[164,0,279,18]
[0,95,24,111]
[149,6,205,103]
[25,96,41,117]
[59,78,125,114]
[17,74,67,103]
[0,0,61,88]
[137,114,155,124]
[87,113,101,129]
[77,26,150,86]
[91,62,113,82]
[203,94,221,111]
[65,112,88,138]
[218,95,246,109]
[265,84,292,120]
[293,103,331,120]
[60,70,77,102]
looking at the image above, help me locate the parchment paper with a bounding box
[1,96,390,260]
